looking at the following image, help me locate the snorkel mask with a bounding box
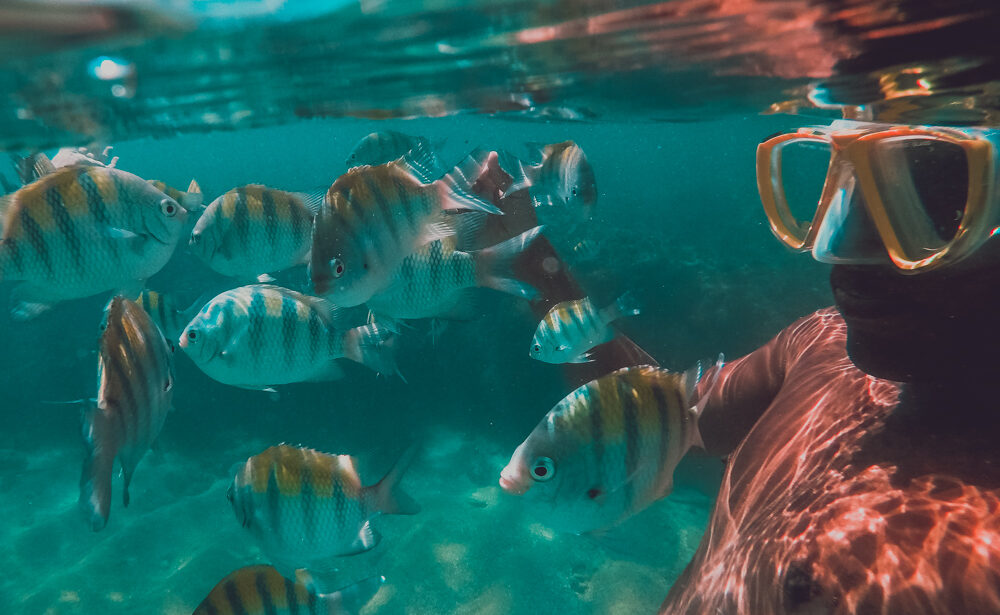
[756,120,1000,272]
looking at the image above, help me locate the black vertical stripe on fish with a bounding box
[248,290,267,359]
[391,175,419,235]
[288,195,305,252]
[341,184,366,227]
[20,209,53,276]
[451,246,464,287]
[223,580,250,615]
[262,189,278,259]
[619,376,640,509]
[232,190,250,254]
[306,582,319,615]
[103,332,141,451]
[307,309,322,361]
[332,476,346,537]
[589,383,605,486]
[301,462,317,545]
[266,466,283,534]
[45,186,85,275]
[280,293,298,366]
[255,569,279,615]
[79,169,121,265]
[200,599,220,615]
[568,305,587,342]
[6,238,24,274]
[285,576,301,615]
[366,175,400,247]
[429,240,443,298]
[653,382,676,479]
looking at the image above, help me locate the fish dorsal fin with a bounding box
[186,179,201,195]
[32,153,57,178]
[0,192,16,224]
[397,140,443,184]
[293,188,327,216]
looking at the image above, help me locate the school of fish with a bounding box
[1,131,723,612]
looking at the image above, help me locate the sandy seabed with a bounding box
[0,427,712,615]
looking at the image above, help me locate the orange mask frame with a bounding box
[757,125,995,272]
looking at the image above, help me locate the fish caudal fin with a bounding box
[601,291,641,324]
[473,225,543,299]
[342,324,405,382]
[372,447,421,515]
[79,404,117,532]
[321,575,386,615]
[683,353,726,449]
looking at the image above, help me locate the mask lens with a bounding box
[777,139,832,228]
[869,137,969,252]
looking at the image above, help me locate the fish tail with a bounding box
[321,575,385,615]
[342,324,405,381]
[602,291,641,323]
[683,353,726,449]
[474,225,543,299]
[498,149,534,197]
[79,404,117,532]
[371,447,421,515]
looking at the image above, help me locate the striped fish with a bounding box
[135,289,200,343]
[500,141,597,221]
[530,293,641,364]
[366,226,542,323]
[194,566,383,615]
[346,130,440,168]
[0,165,187,318]
[309,144,502,308]
[179,285,395,389]
[228,445,419,585]
[499,360,722,534]
[148,179,203,212]
[80,296,175,532]
[189,185,321,280]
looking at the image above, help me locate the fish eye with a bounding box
[571,187,578,196]
[532,343,541,353]
[186,330,197,340]
[330,258,345,277]
[530,456,555,482]
[160,199,178,217]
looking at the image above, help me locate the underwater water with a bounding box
[9,0,1000,613]
[0,113,833,614]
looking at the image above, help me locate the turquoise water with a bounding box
[0,113,834,613]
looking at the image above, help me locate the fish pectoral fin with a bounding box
[339,520,381,556]
[100,225,140,241]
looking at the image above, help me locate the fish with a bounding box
[11,147,118,185]
[499,141,597,221]
[80,296,175,531]
[0,165,187,319]
[346,130,442,168]
[193,566,384,615]
[189,185,322,280]
[228,445,419,585]
[530,293,641,364]
[147,179,203,212]
[499,360,722,534]
[134,289,201,343]
[310,144,503,307]
[366,226,543,325]
[178,284,396,389]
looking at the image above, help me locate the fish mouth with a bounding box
[499,471,528,495]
